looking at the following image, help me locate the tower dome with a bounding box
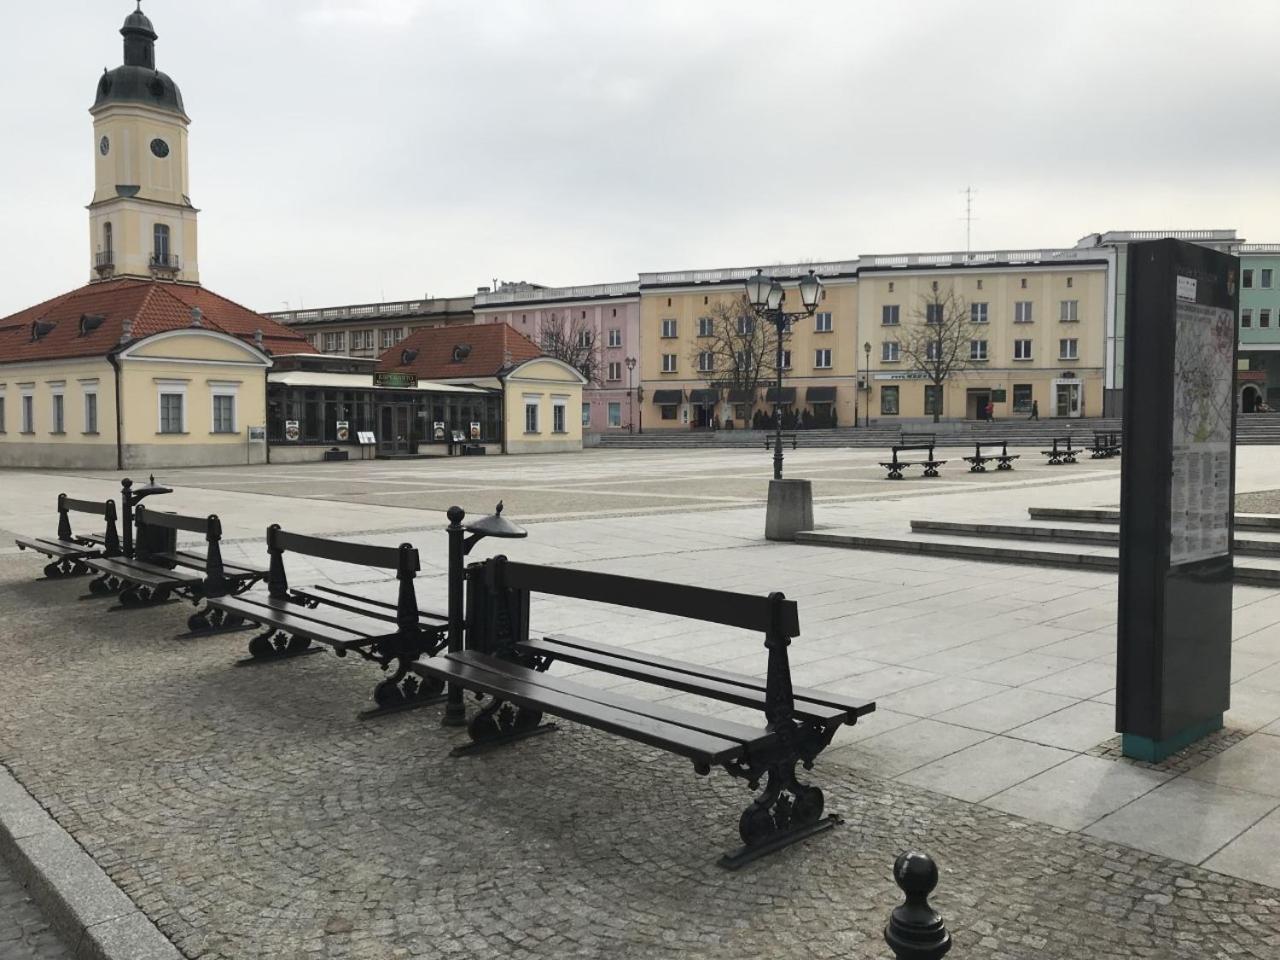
[92,4,186,118]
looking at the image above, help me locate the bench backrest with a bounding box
[265,525,421,631]
[55,494,120,555]
[468,556,801,723]
[135,506,226,596]
[975,441,1008,455]
[901,432,937,443]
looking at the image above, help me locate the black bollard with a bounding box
[884,851,952,960]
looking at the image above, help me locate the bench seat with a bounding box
[157,550,266,581]
[206,590,383,651]
[85,556,202,591]
[291,583,447,627]
[517,633,872,724]
[14,536,100,562]
[416,650,762,766]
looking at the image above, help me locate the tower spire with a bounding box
[121,2,158,69]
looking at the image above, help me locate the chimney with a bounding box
[253,329,264,348]
[190,306,203,327]
[119,317,133,345]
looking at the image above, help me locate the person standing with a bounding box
[985,400,995,421]
[1030,399,1039,421]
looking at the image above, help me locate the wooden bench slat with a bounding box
[273,530,411,571]
[159,551,265,579]
[517,636,859,723]
[454,651,776,747]
[14,536,99,560]
[533,633,874,717]
[205,595,374,649]
[85,557,202,589]
[298,584,447,625]
[414,654,747,765]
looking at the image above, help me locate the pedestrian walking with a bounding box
[1030,400,1039,420]
[985,400,995,421]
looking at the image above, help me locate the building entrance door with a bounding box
[966,390,991,420]
[378,404,413,455]
[1054,382,1081,418]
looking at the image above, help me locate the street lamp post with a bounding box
[863,341,871,428]
[625,356,636,434]
[745,268,824,481]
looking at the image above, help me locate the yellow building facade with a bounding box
[636,250,1108,427]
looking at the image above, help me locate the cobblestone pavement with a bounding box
[0,858,71,959]
[2,555,1280,960]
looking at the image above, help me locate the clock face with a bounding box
[99,136,109,156]
[150,138,170,159]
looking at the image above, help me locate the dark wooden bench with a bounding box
[962,440,1020,473]
[1041,436,1078,465]
[762,433,798,450]
[1088,429,1122,459]
[84,506,266,630]
[204,525,450,715]
[880,432,946,479]
[412,555,875,868]
[14,494,121,579]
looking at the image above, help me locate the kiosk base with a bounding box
[1122,713,1223,763]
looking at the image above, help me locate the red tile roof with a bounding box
[0,279,310,365]
[377,323,544,380]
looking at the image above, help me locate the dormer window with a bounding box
[451,344,472,363]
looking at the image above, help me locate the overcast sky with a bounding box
[3,0,1279,317]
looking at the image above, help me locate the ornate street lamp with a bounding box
[745,268,824,480]
[863,340,872,427]
[625,356,637,434]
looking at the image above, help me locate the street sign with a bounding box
[373,372,418,389]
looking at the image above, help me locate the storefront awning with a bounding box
[688,388,718,403]
[764,387,797,404]
[268,371,491,394]
[806,386,837,402]
[652,389,684,405]
[728,388,755,403]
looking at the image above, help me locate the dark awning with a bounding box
[806,386,837,402]
[765,387,797,404]
[728,388,755,403]
[688,388,718,403]
[652,389,684,405]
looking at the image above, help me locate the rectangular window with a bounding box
[926,341,941,361]
[577,329,592,349]
[608,328,622,347]
[607,361,622,381]
[737,316,754,335]
[815,311,832,332]
[881,385,899,415]
[84,392,98,433]
[352,330,373,350]
[661,319,677,338]
[1243,309,1253,328]
[781,349,792,370]
[970,302,988,324]
[698,316,714,337]
[1264,269,1274,288]
[212,395,236,432]
[552,401,567,434]
[698,351,714,372]
[1012,383,1033,413]
[926,303,943,324]
[51,393,64,433]
[524,401,539,433]
[1262,309,1272,329]
[380,328,401,349]
[661,354,678,373]
[581,403,591,426]
[1015,301,1033,323]
[882,304,900,326]
[882,341,900,362]
[970,340,988,361]
[607,402,621,427]
[1014,339,1033,360]
[1059,338,1079,360]
[924,384,943,416]
[322,332,346,352]
[1067,276,1074,288]
[1059,300,1078,322]
[814,348,832,369]
[159,393,184,433]
[21,393,34,433]
[1244,269,1254,288]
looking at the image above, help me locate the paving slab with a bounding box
[1008,699,1118,752]
[1202,807,1280,889]
[1184,732,1280,797]
[894,735,1074,803]
[985,755,1170,831]
[935,687,1079,734]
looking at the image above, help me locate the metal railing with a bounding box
[475,281,639,307]
[149,253,180,271]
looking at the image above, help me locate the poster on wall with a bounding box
[433,421,445,441]
[335,421,350,442]
[284,420,300,442]
[470,422,481,440]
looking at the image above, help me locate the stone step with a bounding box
[910,519,1280,556]
[1028,506,1280,531]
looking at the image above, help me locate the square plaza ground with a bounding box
[3,446,1280,958]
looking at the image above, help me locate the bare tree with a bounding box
[898,287,977,423]
[687,295,782,421]
[538,311,602,386]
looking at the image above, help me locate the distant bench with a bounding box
[205,525,449,715]
[1041,437,1078,465]
[1088,429,1122,459]
[15,493,121,579]
[880,432,946,479]
[412,555,875,868]
[762,433,799,450]
[962,440,1019,473]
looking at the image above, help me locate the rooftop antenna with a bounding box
[960,186,977,261]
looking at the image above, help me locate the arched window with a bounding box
[153,223,170,263]
[103,222,113,255]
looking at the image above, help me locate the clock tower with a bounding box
[89,4,199,285]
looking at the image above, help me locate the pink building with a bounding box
[473,281,641,434]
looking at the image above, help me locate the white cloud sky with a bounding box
[3,0,1279,316]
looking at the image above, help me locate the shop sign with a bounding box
[335,420,350,442]
[470,422,481,440]
[284,420,300,441]
[433,421,446,441]
[374,372,418,388]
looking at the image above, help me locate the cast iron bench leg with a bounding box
[449,695,557,756]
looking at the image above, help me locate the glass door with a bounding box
[1055,383,1081,418]
[378,404,413,455]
